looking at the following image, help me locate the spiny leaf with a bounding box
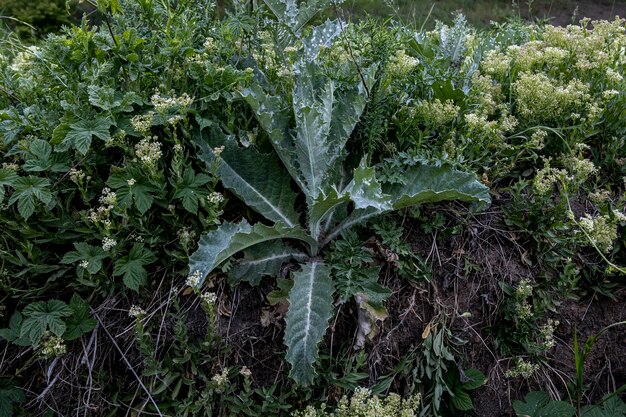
[189,220,316,289]
[196,129,299,227]
[240,85,303,191]
[384,163,490,209]
[284,261,334,386]
[228,241,307,286]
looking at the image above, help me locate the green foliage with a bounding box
[0,379,24,417]
[1,0,625,414]
[513,391,576,417]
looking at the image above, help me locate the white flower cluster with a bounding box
[151,91,194,113]
[131,112,154,134]
[513,73,591,122]
[388,50,419,78]
[538,319,559,351]
[211,368,229,389]
[89,188,117,226]
[10,46,39,74]
[412,98,459,128]
[578,212,624,253]
[200,292,218,305]
[295,387,421,417]
[505,358,539,379]
[39,334,67,359]
[2,162,19,171]
[177,228,196,251]
[102,237,117,252]
[135,136,163,167]
[129,305,147,318]
[514,279,534,320]
[79,260,90,269]
[186,270,202,288]
[69,168,87,184]
[208,192,224,205]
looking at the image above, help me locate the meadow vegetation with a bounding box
[0,0,625,416]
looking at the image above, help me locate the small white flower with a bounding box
[129,305,146,318]
[127,178,137,186]
[79,260,90,269]
[201,292,218,305]
[102,237,117,252]
[208,192,224,205]
[213,146,224,157]
[186,270,203,288]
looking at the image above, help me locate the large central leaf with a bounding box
[188,220,316,288]
[284,261,334,386]
[309,162,391,240]
[243,60,371,203]
[292,62,371,200]
[196,130,299,227]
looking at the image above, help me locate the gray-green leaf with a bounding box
[196,130,299,227]
[228,241,307,286]
[189,220,316,288]
[384,163,490,209]
[284,261,334,386]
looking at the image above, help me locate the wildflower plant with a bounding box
[187,5,490,385]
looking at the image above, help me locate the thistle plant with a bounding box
[187,4,490,385]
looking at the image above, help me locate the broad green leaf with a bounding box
[172,167,211,214]
[113,243,157,292]
[0,379,25,417]
[450,389,473,411]
[0,168,18,203]
[62,117,113,155]
[513,392,551,417]
[20,300,72,345]
[0,312,31,347]
[63,294,97,341]
[462,369,486,390]
[61,242,107,276]
[539,401,577,417]
[87,86,140,112]
[7,176,53,219]
[284,261,334,385]
[196,130,299,226]
[189,220,316,288]
[384,163,490,210]
[107,169,159,214]
[228,241,307,286]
